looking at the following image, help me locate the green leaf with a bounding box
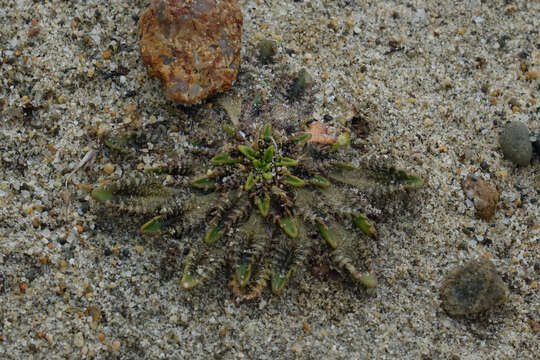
[210,153,238,165]
[332,132,351,150]
[394,169,424,188]
[253,92,262,106]
[91,187,114,202]
[262,123,272,140]
[191,176,216,190]
[235,263,252,287]
[104,136,128,151]
[237,145,257,160]
[262,171,273,181]
[316,220,338,249]
[280,175,306,187]
[271,270,292,294]
[263,145,274,163]
[355,272,378,288]
[254,194,270,217]
[222,124,239,138]
[352,213,377,238]
[275,157,298,167]
[180,272,200,290]
[204,224,223,244]
[309,175,331,188]
[140,216,163,235]
[252,159,263,168]
[278,217,298,238]
[331,162,355,169]
[292,133,311,145]
[244,171,255,191]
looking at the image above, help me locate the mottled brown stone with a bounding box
[461,176,499,220]
[139,0,243,104]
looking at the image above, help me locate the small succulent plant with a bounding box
[92,122,422,302]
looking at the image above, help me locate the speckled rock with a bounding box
[440,259,508,316]
[498,121,532,166]
[461,176,499,220]
[139,0,243,104]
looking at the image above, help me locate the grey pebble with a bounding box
[498,121,532,166]
[532,129,540,154]
[440,259,508,316]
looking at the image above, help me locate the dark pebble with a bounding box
[256,39,277,64]
[440,259,508,316]
[498,121,532,166]
[532,129,540,154]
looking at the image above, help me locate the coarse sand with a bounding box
[0,1,539,359]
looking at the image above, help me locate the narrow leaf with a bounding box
[237,145,257,160]
[275,157,298,167]
[262,172,273,181]
[394,168,424,188]
[263,145,274,163]
[235,263,252,287]
[352,213,377,238]
[262,123,272,140]
[331,132,351,150]
[222,124,239,138]
[331,161,355,169]
[211,153,238,165]
[316,219,338,249]
[280,175,306,187]
[191,176,216,190]
[140,216,163,235]
[293,133,311,145]
[271,270,292,294]
[244,171,255,191]
[180,272,200,290]
[309,175,331,188]
[254,194,270,217]
[91,187,114,202]
[278,217,298,238]
[204,224,223,244]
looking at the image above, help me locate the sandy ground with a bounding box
[1,0,539,359]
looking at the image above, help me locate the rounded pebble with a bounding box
[498,121,532,166]
[139,0,243,104]
[461,176,499,220]
[103,163,115,174]
[440,259,508,316]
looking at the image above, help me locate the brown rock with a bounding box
[139,0,243,104]
[461,175,498,220]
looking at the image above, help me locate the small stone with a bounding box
[533,129,540,154]
[440,259,508,316]
[461,176,499,220]
[288,68,312,100]
[499,121,532,166]
[139,0,243,104]
[524,69,539,80]
[112,340,121,351]
[103,163,115,174]
[74,332,84,347]
[257,39,277,64]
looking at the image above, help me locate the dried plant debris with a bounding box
[440,259,508,316]
[91,122,422,302]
